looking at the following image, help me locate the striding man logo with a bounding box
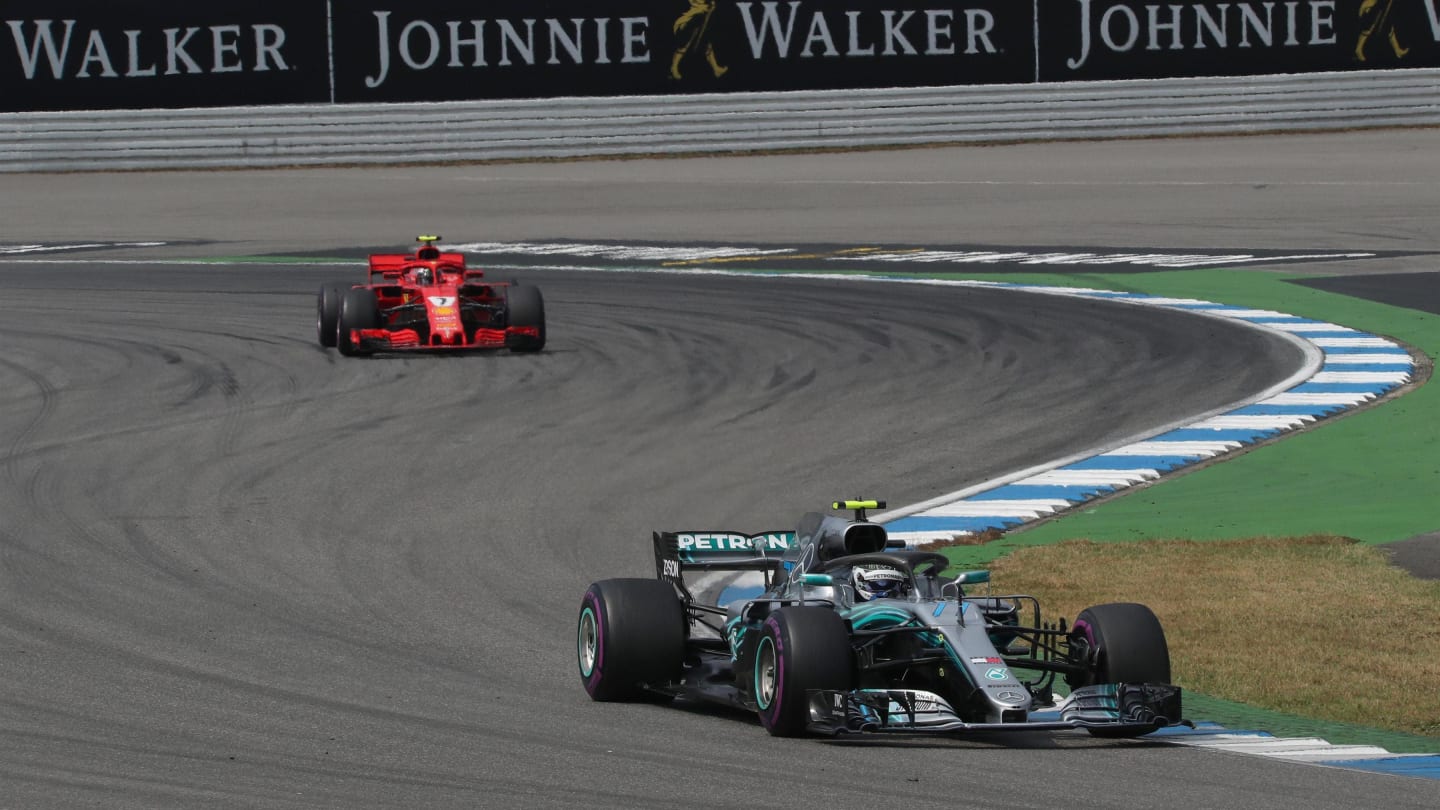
[1356,0,1411,60]
[671,0,729,79]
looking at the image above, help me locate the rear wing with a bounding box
[652,530,794,587]
[366,252,472,281]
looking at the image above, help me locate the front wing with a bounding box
[805,683,1187,736]
[352,325,539,351]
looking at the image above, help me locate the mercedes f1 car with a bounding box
[316,235,545,356]
[577,500,1188,738]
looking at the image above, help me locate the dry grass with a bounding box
[987,536,1440,737]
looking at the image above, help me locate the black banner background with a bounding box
[329,0,1035,103]
[3,0,1439,112]
[0,1,330,113]
[1038,0,1440,81]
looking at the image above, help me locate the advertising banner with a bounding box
[330,0,1036,103]
[0,1,330,113]
[5,1,1440,112]
[1039,0,1440,81]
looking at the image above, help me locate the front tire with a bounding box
[753,607,853,737]
[1067,602,1171,738]
[316,283,346,348]
[505,284,546,353]
[336,287,380,357]
[577,579,685,701]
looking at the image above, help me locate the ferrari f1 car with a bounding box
[316,235,545,356]
[577,500,1188,737]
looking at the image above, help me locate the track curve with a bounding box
[0,260,1396,808]
[3,130,1438,807]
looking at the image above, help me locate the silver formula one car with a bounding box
[577,500,1188,738]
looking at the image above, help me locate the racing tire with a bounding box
[1067,602,1171,738]
[336,287,381,357]
[577,578,685,702]
[316,282,347,348]
[753,607,853,737]
[505,284,546,353]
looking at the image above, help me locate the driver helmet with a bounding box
[414,267,434,286]
[852,565,907,601]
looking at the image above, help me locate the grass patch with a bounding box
[987,535,1440,740]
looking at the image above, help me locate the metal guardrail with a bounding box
[3,70,1438,172]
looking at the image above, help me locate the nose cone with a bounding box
[425,292,463,344]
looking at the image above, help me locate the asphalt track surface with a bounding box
[2,130,1438,807]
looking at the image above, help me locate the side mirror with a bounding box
[955,570,990,585]
[801,573,835,587]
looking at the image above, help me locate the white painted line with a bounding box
[1191,415,1313,429]
[447,241,797,261]
[1173,736,1396,759]
[1163,727,1440,776]
[1180,739,1395,762]
[0,243,106,253]
[1310,337,1403,347]
[1107,441,1242,455]
[1016,253,1111,264]
[1322,353,1413,364]
[1109,297,1216,306]
[1192,309,1328,321]
[1310,371,1411,384]
[1010,284,1121,295]
[1165,252,1378,265]
[1262,392,1376,405]
[1168,732,1276,743]
[1028,287,1126,296]
[823,251,1293,268]
[1266,747,1400,762]
[1074,253,1197,265]
[1021,469,1161,485]
[1198,737,1336,752]
[1244,321,1353,331]
[925,500,1075,518]
[1259,322,1357,333]
[886,530,975,543]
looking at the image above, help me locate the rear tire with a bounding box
[754,607,853,737]
[577,579,685,701]
[336,288,380,357]
[1067,602,1171,738]
[316,283,346,348]
[505,285,546,353]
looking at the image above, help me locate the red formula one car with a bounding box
[316,236,545,356]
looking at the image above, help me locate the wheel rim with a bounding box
[1067,618,1098,687]
[755,637,777,710]
[577,607,599,677]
